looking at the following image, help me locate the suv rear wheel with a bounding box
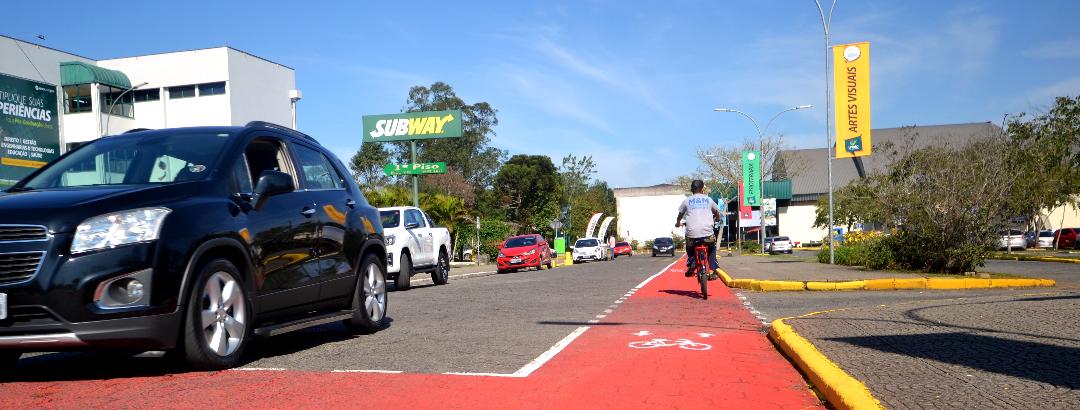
[344,254,388,334]
[432,251,449,285]
[178,258,250,369]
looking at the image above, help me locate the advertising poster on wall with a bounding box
[0,73,60,185]
[762,198,777,227]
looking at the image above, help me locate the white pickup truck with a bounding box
[378,206,452,289]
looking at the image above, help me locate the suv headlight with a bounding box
[71,207,172,254]
[386,234,396,246]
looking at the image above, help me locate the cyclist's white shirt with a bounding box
[678,193,720,239]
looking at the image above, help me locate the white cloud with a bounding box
[1022,39,1080,59]
[1023,76,1080,107]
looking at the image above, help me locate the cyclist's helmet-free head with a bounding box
[690,179,704,194]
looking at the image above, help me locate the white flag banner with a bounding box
[584,213,603,238]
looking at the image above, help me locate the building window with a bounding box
[198,82,226,96]
[133,88,160,102]
[63,84,93,113]
[101,85,134,118]
[169,85,196,99]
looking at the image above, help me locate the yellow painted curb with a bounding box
[769,318,884,410]
[717,271,1053,292]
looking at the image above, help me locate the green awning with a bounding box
[763,180,792,200]
[60,61,131,89]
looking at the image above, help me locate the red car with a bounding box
[497,234,553,273]
[613,241,633,257]
[1053,228,1080,249]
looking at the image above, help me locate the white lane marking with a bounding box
[587,319,600,324]
[698,333,713,338]
[411,270,497,285]
[442,372,522,378]
[233,367,288,371]
[511,326,590,377]
[332,369,405,374]
[595,314,607,319]
[603,309,614,314]
[632,258,681,290]
[633,330,651,336]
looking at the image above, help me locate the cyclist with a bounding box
[675,180,722,280]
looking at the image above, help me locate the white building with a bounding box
[613,184,687,244]
[0,35,297,183]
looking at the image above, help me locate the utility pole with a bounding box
[814,0,839,264]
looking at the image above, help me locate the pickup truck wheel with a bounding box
[395,253,413,290]
[432,251,449,285]
[179,259,250,370]
[344,254,387,334]
[0,351,19,369]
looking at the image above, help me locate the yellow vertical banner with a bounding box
[833,42,871,158]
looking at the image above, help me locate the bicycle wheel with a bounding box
[696,246,709,300]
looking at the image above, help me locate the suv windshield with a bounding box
[379,210,400,228]
[17,131,232,190]
[775,236,790,242]
[655,238,673,245]
[576,239,599,248]
[505,236,537,248]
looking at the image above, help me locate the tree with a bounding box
[694,134,804,185]
[420,167,476,207]
[492,155,564,233]
[349,142,392,189]
[558,155,596,236]
[1005,96,1080,234]
[396,82,507,191]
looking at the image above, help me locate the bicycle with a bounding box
[689,241,709,300]
[628,338,712,351]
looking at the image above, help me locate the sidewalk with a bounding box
[1,259,822,409]
[785,291,1080,410]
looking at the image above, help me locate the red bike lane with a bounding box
[2,259,822,409]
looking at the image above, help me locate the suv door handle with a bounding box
[345,199,357,208]
[301,207,316,217]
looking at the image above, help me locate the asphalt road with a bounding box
[8,253,678,380]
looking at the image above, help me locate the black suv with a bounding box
[0,122,387,369]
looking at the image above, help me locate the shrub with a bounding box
[630,239,640,250]
[644,239,654,250]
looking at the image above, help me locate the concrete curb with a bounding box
[715,268,1055,292]
[768,315,884,410]
[987,255,1080,264]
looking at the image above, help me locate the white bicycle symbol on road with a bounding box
[628,338,712,351]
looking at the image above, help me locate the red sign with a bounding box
[738,182,752,220]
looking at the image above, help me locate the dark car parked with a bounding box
[652,237,676,257]
[0,122,388,370]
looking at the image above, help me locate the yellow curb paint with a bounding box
[892,278,927,289]
[926,278,967,289]
[806,282,838,291]
[834,280,866,291]
[769,318,884,410]
[862,279,895,290]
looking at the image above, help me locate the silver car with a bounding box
[997,230,1027,251]
[765,236,793,254]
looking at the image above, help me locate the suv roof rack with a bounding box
[245,121,318,144]
[123,128,153,134]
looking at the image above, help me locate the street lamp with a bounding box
[814,0,839,264]
[289,89,302,129]
[102,81,148,137]
[714,105,812,256]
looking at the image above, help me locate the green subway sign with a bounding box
[0,73,60,186]
[383,162,447,176]
[363,110,463,143]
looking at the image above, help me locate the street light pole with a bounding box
[814,0,838,264]
[102,81,148,137]
[715,105,812,256]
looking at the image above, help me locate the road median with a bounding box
[716,268,1055,292]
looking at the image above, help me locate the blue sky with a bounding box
[8,1,1080,187]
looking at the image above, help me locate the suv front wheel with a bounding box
[178,258,251,369]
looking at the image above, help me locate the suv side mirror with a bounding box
[253,170,295,209]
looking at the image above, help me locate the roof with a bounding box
[101,46,294,71]
[782,122,1002,199]
[60,61,131,89]
[613,184,684,198]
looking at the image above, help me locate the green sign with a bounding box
[845,136,863,153]
[383,162,447,176]
[0,73,60,185]
[362,110,463,143]
[741,150,761,207]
